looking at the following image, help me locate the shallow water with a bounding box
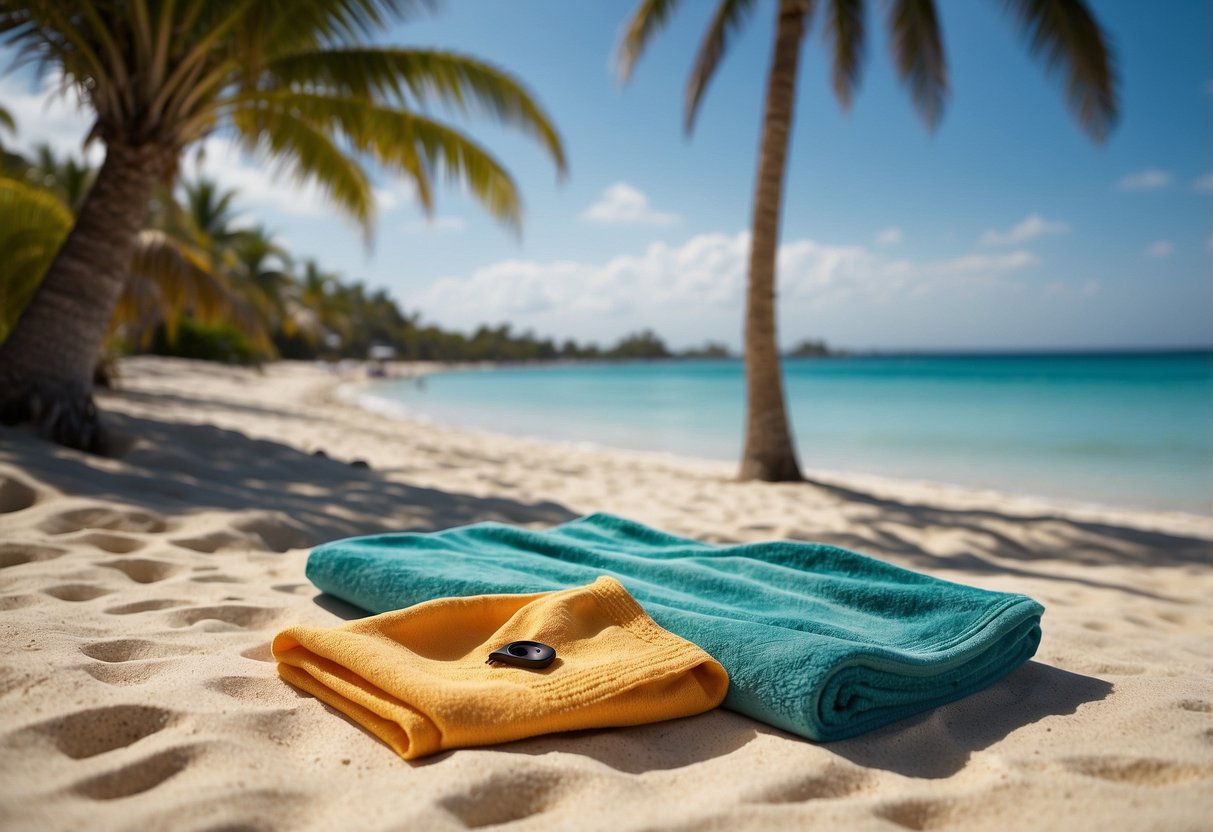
[366,352,1213,514]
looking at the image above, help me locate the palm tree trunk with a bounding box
[0,141,168,452]
[738,0,807,482]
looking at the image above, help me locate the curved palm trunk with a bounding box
[0,141,168,452]
[739,0,807,482]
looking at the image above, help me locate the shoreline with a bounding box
[2,356,1211,831]
[349,359,1213,529]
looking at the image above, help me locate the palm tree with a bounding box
[24,143,97,212]
[0,0,566,451]
[618,0,1117,481]
[0,176,73,342]
[229,225,296,341]
[0,170,249,353]
[0,103,13,146]
[180,177,244,252]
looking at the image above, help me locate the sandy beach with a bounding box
[1,356,1211,831]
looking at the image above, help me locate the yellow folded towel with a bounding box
[272,576,729,759]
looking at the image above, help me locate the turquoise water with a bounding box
[368,353,1213,513]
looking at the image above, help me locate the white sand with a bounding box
[1,356,1211,831]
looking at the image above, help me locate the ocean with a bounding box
[364,352,1213,514]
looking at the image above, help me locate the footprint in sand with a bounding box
[99,558,180,584]
[0,475,38,514]
[170,531,250,554]
[72,746,197,800]
[29,704,177,759]
[79,639,195,686]
[439,769,567,828]
[166,605,283,630]
[1059,755,1213,786]
[747,765,872,804]
[0,542,67,569]
[0,594,39,611]
[38,506,168,535]
[191,574,244,584]
[42,584,114,602]
[80,639,193,663]
[75,532,147,554]
[874,798,956,831]
[104,599,189,615]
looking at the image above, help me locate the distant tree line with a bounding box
[1,142,832,368]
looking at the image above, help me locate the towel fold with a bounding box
[306,513,1044,742]
[273,575,728,759]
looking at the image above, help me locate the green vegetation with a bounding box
[0,0,565,451]
[1,144,731,366]
[786,338,832,358]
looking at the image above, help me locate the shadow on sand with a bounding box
[0,412,579,548]
[790,479,1211,603]
[413,660,1109,778]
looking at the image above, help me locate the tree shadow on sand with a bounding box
[783,479,1212,603]
[0,412,578,547]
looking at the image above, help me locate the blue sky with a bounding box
[1,0,1209,350]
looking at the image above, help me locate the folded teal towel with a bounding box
[306,513,1043,741]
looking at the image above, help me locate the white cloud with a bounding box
[184,137,334,217]
[979,214,1069,246]
[1043,278,1100,298]
[874,226,903,246]
[374,187,401,212]
[403,216,465,233]
[1192,172,1213,192]
[1145,240,1174,258]
[1116,169,1172,190]
[412,231,1039,336]
[0,70,101,164]
[580,182,679,225]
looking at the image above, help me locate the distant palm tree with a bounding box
[24,144,97,212]
[618,0,1117,481]
[0,102,15,148]
[229,225,296,341]
[0,0,566,450]
[181,177,244,252]
[0,171,245,351]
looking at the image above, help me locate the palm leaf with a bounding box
[886,0,948,130]
[685,0,761,134]
[263,47,566,176]
[825,0,864,110]
[617,0,685,82]
[997,0,1118,142]
[230,104,374,233]
[228,91,519,230]
[0,176,72,342]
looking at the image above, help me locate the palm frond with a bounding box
[263,47,566,176]
[230,104,374,234]
[996,0,1118,143]
[684,0,761,134]
[825,0,864,110]
[0,103,14,136]
[886,0,948,130]
[617,0,685,83]
[117,225,265,348]
[228,90,520,230]
[0,176,73,341]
